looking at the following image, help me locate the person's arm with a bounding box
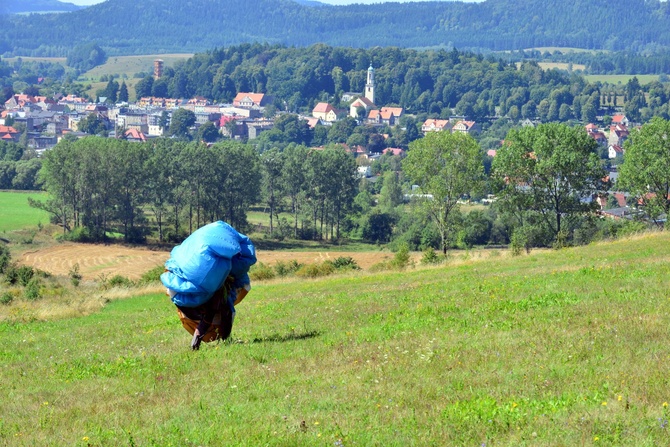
[233,283,251,306]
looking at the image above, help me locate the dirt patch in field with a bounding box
[17,242,403,280]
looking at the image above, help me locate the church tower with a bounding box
[365,64,375,105]
[153,59,164,79]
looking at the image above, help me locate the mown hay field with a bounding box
[17,241,418,280]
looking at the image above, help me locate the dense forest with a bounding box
[2,0,670,56]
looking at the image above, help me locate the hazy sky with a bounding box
[66,0,104,5]
[66,0,483,5]
[64,0,99,4]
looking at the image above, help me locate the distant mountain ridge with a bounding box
[292,0,327,6]
[2,0,84,14]
[1,0,670,56]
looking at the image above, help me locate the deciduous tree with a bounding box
[492,123,607,244]
[169,108,196,139]
[403,131,484,254]
[618,117,670,225]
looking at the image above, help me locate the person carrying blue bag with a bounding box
[160,221,257,350]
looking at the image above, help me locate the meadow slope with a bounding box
[2,233,670,446]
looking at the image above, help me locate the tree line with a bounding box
[34,137,358,244]
[32,117,670,253]
[134,43,583,121]
[0,140,41,190]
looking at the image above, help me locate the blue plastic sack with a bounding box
[160,221,256,308]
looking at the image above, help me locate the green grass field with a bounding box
[0,191,49,232]
[584,74,662,85]
[81,54,192,82]
[79,54,191,100]
[2,231,670,445]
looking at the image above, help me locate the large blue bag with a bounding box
[160,221,256,308]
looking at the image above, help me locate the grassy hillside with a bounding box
[584,74,662,85]
[79,54,191,101]
[81,54,192,81]
[2,232,670,445]
[0,191,49,232]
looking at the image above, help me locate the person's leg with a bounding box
[217,301,234,341]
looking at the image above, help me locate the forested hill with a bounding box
[1,0,670,56]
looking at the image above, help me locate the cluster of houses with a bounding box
[421,118,479,135]
[0,63,482,167]
[585,113,630,160]
[310,66,480,136]
[0,90,288,152]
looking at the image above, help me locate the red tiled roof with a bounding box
[589,131,606,141]
[351,97,374,107]
[313,102,334,114]
[383,148,404,156]
[454,120,476,130]
[219,116,236,126]
[380,107,403,117]
[423,119,449,129]
[124,128,147,141]
[380,110,394,120]
[233,93,265,106]
[614,192,627,207]
[305,117,320,128]
[0,125,18,134]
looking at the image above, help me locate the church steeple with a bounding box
[365,64,375,105]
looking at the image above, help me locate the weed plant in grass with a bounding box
[2,233,670,445]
